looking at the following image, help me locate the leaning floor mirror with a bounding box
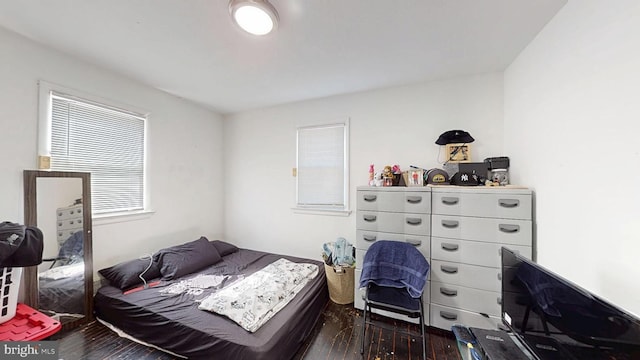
[23,170,93,331]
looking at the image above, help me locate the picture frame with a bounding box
[445,143,472,163]
[406,169,424,187]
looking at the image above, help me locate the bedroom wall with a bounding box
[504,0,640,315]
[223,73,504,260]
[0,27,225,274]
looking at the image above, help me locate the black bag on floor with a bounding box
[0,221,44,267]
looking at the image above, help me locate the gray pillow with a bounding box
[155,236,222,280]
[210,240,239,257]
[99,258,160,290]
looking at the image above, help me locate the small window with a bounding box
[39,81,147,216]
[295,121,349,214]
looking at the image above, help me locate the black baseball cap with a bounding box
[435,130,475,145]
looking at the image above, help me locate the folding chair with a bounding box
[359,240,430,360]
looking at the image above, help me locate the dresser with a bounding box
[56,203,84,248]
[429,186,533,331]
[354,187,432,324]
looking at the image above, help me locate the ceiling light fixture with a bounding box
[229,0,279,36]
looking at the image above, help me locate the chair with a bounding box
[359,240,430,360]
[42,230,83,269]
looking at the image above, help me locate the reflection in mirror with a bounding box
[37,177,85,322]
[24,170,93,332]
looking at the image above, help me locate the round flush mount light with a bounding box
[229,0,279,36]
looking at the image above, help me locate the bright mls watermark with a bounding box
[1,342,58,359]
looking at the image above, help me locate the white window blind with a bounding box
[296,123,348,211]
[50,92,146,215]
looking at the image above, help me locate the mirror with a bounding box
[23,170,93,332]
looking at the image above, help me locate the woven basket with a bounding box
[324,264,355,304]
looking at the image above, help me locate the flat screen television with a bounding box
[501,247,640,360]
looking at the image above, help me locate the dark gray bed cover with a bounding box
[94,249,328,360]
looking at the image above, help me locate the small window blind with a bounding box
[50,92,146,215]
[296,123,347,210]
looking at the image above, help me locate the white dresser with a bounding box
[429,186,533,331]
[354,186,432,324]
[56,203,84,247]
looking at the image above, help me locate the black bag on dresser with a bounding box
[0,221,44,267]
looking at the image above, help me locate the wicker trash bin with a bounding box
[324,263,355,304]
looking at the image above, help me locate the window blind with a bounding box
[50,92,146,214]
[296,124,346,209]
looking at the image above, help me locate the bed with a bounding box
[94,239,328,360]
[39,261,85,315]
[38,231,86,317]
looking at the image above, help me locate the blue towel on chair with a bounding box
[359,240,430,298]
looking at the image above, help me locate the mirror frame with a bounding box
[23,170,94,331]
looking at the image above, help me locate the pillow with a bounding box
[155,236,222,280]
[210,240,239,257]
[99,258,161,290]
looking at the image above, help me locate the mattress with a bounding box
[94,249,328,360]
[39,261,85,315]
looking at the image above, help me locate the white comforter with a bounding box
[198,258,319,332]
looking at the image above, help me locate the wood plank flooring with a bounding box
[55,301,462,360]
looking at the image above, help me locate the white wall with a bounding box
[224,73,504,260]
[0,27,225,274]
[504,0,640,315]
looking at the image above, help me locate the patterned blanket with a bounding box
[198,258,319,332]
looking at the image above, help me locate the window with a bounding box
[295,121,349,214]
[38,81,147,216]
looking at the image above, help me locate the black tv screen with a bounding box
[501,247,640,360]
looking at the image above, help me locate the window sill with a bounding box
[292,208,352,217]
[93,209,156,226]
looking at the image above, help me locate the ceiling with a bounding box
[0,0,567,114]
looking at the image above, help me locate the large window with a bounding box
[39,81,147,216]
[295,121,349,214]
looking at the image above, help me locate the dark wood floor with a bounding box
[55,301,462,360]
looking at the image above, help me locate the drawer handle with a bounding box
[363,195,377,202]
[441,197,459,205]
[406,217,422,226]
[479,312,490,318]
[406,196,422,204]
[441,243,459,252]
[441,220,459,228]
[499,224,520,233]
[441,265,458,274]
[440,311,458,321]
[363,235,377,242]
[499,199,520,208]
[497,297,502,305]
[363,215,377,222]
[405,238,422,246]
[440,287,458,297]
[497,272,502,281]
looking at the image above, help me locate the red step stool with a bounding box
[0,303,61,341]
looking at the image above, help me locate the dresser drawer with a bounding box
[431,215,531,246]
[57,228,83,245]
[430,303,500,331]
[431,237,531,268]
[430,260,501,292]
[357,212,430,236]
[57,218,84,231]
[430,281,501,316]
[57,205,84,220]
[432,191,531,220]
[356,230,430,258]
[357,189,431,214]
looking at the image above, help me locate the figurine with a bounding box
[369,164,375,186]
[374,172,384,187]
